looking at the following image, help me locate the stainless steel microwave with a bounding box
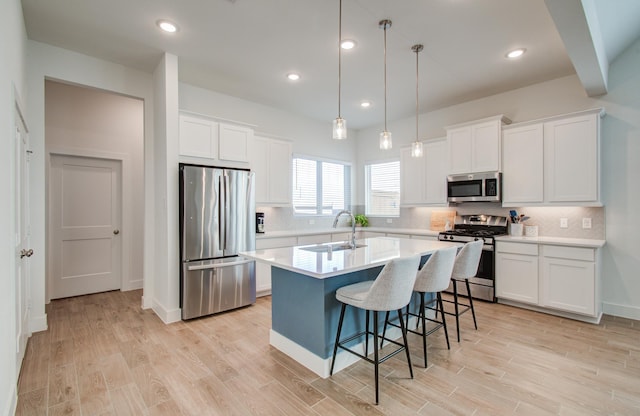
[447,171,501,203]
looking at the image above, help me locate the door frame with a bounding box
[46,148,133,302]
[14,88,31,379]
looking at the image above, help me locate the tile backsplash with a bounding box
[258,203,605,240]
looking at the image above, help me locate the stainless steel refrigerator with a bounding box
[179,163,256,320]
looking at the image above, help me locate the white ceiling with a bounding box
[21,0,640,130]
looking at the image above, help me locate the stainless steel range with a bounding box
[438,214,508,302]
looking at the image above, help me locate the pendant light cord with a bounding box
[338,0,342,118]
[383,23,388,131]
[415,46,419,140]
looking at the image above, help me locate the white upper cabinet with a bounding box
[446,115,510,174]
[179,115,219,159]
[423,139,448,204]
[502,123,544,204]
[249,136,292,206]
[179,113,254,164]
[219,123,253,162]
[400,138,448,206]
[502,108,602,207]
[544,112,599,203]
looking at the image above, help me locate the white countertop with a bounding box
[241,236,461,279]
[495,235,606,248]
[256,227,441,239]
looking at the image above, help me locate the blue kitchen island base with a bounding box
[270,262,427,378]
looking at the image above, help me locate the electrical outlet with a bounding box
[386,218,393,224]
[309,219,315,225]
[582,218,592,229]
[560,218,568,228]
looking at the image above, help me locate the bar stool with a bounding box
[383,246,458,367]
[444,240,483,342]
[329,255,420,404]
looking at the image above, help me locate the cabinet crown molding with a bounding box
[502,107,605,130]
[445,114,511,130]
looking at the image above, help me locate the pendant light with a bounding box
[411,44,424,158]
[332,0,347,140]
[379,19,392,150]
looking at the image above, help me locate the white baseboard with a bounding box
[141,295,152,310]
[269,317,414,378]
[603,302,640,321]
[29,313,48,333]
[152,299,182,324]
[257,289,272,298]
[122,279,143,291]
[3,384,17,416]
[498,299,602,324]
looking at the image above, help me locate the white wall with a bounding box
[152,54,181,323]
[356,53,640,319]
[0,0,27,413]
[599,37,640,319]
[26,41,156,331]
[44,80,145,291]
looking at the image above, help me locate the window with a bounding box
[365,160,400,217]
[292,157,351,215]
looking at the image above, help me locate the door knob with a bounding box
[20,249,34,258]
[113,229,120,235]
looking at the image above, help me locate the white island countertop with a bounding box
[241,236,461,279]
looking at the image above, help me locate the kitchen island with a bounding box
[241,236,460,377]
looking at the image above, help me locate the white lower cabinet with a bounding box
[540,245,597,316]
[495,242,539,305]
[254,236,297,297]
[495,241,601,322]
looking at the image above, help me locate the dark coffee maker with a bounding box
[256,212,265,233]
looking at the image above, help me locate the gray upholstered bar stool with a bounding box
[329,255,420,405]
[445,240,483,342]
[384,246,458,367]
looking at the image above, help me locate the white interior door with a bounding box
[14,109,31,377]
[49,155,122,299]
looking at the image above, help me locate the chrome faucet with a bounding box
[333,209,357,249]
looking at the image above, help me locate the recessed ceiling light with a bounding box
[341,40,357,50]
[506,48,526,59]
[360,100,371,108]
[287,73,300,81]
[157,20,178,33]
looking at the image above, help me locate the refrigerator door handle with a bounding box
[223,173,230,251]
[218,175,226,250]
[187,258,254,271]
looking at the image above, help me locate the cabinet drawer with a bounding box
[496,241,538,256]
[256,237,297,250]
[542,245,594,261]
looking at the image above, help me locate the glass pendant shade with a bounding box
[379,130,393,150]
[411,140,423,157]
[333,117,347,140]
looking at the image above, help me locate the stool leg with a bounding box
[465,278,478,330]
[373,310,379,404]
[453,279,461,342]
[365,309,370,356]
[330,303,347,376]
[380,311,391,349]
[438,292,450,350]
[397,308,413,378]
[419,292,427,367]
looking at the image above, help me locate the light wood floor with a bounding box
[15,289,640,415]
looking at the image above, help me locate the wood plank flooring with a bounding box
[16,289,640,415]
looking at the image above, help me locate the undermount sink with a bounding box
[299,243,367,253]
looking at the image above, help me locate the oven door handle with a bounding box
[483,245,493,252]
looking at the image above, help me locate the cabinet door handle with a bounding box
[113,229,120,235]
